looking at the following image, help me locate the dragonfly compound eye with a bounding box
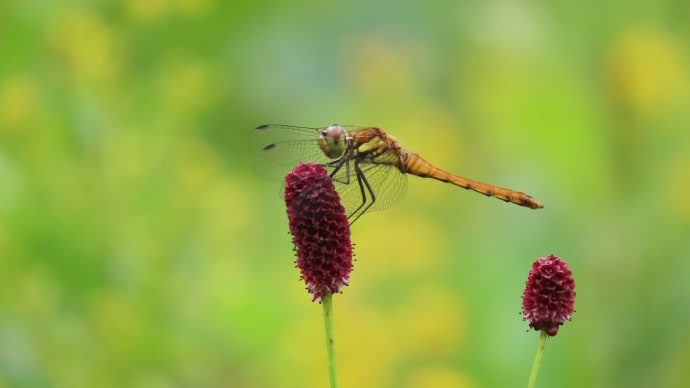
[318,125,347,159]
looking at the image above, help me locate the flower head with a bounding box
[284,162,353,302]
[522,254,576,336]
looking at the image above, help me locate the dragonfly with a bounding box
[254,124,543,223]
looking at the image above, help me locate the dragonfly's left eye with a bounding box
[323,125,345,144]
[319,125,347,159]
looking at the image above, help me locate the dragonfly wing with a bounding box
[252,125,333,180]
[331,161,408,218]
[359,162,408,213]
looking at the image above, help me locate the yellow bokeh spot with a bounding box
[338,309,398,387]
[159,59,212,115]
[355,212,447,278]
[199,175,254,233]
[93,291,140,342]
[341,32,422,97]
[664,152,690,222]
[336,285,466,386]
[174,0,212,16]
[126,0,170,21]
[607,28,689,115]
[395,285,466,356]
[0,74,37,132]
[15,269,59,316]
[126,0,212,21]
[406,367,476,388]
[50,9,118,79]
[388,105,462,171]
[175,137,221,194]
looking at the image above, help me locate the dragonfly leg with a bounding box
[348,162,376,223]
[326,157,352,185]
[347,169,367,221]
[322,156,377,224]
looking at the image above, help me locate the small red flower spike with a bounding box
[522,254,576,336]
[284,162,353,302]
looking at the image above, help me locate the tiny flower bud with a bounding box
[284,162,353,302]
[522,254,576,336]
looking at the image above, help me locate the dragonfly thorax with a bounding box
[318,125,348,159]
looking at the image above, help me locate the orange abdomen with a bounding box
[402,152,544,209]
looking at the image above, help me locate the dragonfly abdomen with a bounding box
[402,152,544,209]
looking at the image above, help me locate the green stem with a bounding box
[527,330,548,388]
[321,293,338,388]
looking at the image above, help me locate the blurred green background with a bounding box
[1,0,690,387]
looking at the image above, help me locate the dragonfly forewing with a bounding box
[252,125,332,180]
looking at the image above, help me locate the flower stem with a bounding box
[527,330,548,388]
[321,293,338,388]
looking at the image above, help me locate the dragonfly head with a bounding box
[318,125,348,159]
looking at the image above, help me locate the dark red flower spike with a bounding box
[284,162,353,302]
[522,254,576,336]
